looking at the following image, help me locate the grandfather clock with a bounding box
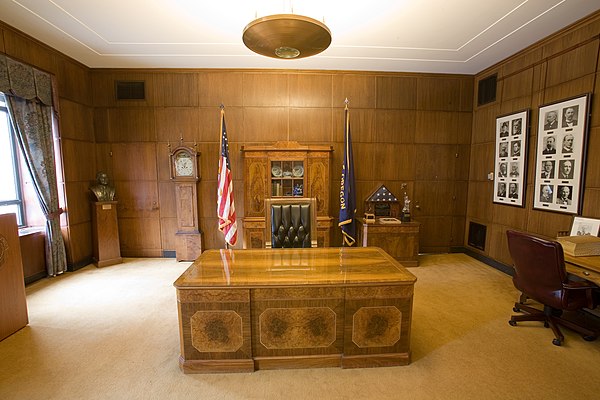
[169,142,202,261]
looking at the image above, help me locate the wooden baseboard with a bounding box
[94,257,123,268]
[179,356,255,374]
[454,246,514,276]
[67,256,94,272]
[24,271,47,285]
[254,354,341,370]
[341,352,411,368]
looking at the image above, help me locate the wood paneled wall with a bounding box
[89,70,472,255]
[467,13,600,266]
[10,12,600,265]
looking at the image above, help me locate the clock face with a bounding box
[175,152,194,177]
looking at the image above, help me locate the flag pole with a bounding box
[339,97,356,247]
[217,103,238,249]
[219,104,228,250]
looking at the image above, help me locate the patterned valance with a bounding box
[0,55,53,106]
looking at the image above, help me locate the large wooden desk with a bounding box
[174,247,417,373]
[565,254,600,286]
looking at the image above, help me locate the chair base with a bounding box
[509,302,598,346]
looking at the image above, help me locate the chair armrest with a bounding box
[564,281,598,309]
[563,281,597,290]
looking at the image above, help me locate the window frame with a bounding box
[0,93,26,226]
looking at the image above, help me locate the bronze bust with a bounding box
[90,171,115,202]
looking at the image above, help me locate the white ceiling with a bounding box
[1,0,599,74]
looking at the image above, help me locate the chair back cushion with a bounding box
[506,230,568,308]
[271,204,312,248]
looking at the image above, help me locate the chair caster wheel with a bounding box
[509,320,517,326]
[583,335,597,342]
[552,338,562,346]
[513,307,520,312]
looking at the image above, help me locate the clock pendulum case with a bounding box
[168,142,202,261]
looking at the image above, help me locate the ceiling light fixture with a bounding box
[242,14,331,59]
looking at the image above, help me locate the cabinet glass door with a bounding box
[271,160,303,196]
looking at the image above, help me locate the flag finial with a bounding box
[344,98,349,109]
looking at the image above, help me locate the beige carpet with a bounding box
[1,253,599,400]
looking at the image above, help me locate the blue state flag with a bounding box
[339,106,356,246]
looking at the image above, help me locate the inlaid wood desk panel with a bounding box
[174,247,417,373]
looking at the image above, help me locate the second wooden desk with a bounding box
[357,219,420,266]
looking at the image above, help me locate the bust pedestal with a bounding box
[92,201,122,267]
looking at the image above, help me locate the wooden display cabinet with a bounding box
[357,219,420,266]
[241,141,333,248]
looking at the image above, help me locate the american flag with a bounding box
[217,108,238,246]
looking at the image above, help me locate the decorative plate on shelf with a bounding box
[292,165,304,177]
[271,165,282,177]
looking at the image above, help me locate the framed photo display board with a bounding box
[570,216,600,236]
[533,94,590,214]
[493,110,528,207]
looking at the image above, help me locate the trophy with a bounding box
[401,192,411,222]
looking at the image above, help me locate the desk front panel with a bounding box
[175,247,416,373]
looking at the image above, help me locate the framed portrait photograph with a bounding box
[533,94,591,214]
[493,109,528,207]
[569,216,600,236]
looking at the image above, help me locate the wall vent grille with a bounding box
[468,222,487,251]
[477,74,497,106]
[115,81,145,100]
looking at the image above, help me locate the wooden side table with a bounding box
[0,213,29,341]
[357,219,420,266]
[92,201,122,267]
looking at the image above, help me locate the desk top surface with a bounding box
[174,247,417,289]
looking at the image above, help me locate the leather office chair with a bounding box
[265,198,317,248]
[506,230,598,346]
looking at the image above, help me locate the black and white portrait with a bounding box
[508,183,518,199]
[539,184,553,203]
[500,121,509,137]
[544,110,558,130]
[540,160,554,179]
[556,185,572,205]
[542,136,556,154]
[561,105,579,128]
[511,118,522,136]
[510,140,521,157]
[509,162,520,177]
[497,182,507,197]
[498,162,507,177]
[558,159,574,180]
[561,133,574,153]
[499,142,508,158]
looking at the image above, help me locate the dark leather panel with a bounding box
[271,204,311,248]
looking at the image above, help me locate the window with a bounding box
[0,93,25,226]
